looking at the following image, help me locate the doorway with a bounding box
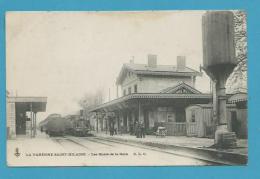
[175,108,186,122]
[16,112,26,135]
[231,111,240,136]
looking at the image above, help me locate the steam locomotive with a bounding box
[39,113,91,137]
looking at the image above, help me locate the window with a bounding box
[128,87,131,94]
[167,112,175,122]
[134,84,137,93]
[123,90,126,96]
[191,110,196,122]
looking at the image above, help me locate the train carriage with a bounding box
[40,112,91,137]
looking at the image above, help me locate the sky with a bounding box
[6,11,210,122]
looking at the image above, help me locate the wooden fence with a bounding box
[164,122,200,136]
[165,122,186,136]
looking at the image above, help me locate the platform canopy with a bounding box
[90,82,212,113]
[8,96,47,112]
[228,93,247,104]
[90,93,212,113]
[227,93,247,109]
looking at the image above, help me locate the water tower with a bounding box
[202,11,237,147]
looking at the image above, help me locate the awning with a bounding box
[228,93,247,104]
[90,93,212,112]
[7,96,47,112]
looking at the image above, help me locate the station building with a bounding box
[6,95,47,139]
[90,55,247,138]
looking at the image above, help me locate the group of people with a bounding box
[130,121,145,138]
[107,113,146,138]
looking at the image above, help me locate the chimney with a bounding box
[147,54,157,68]
[177,56,186,71]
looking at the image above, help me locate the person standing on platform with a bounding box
[140,121,145,138]
[134,121,138,138]
[136,121,142,138]
[109,116,114,136]
[129,121,134,135]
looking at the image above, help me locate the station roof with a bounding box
[186,103,236,109]
[116,63,202,85]
[89,93,212,112]
[228,93,247,103]
[7,96,47,112]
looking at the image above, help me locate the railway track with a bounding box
[51,136,229,165]
[93,137,225,166]
[52,137,89,150]
[75,136,224,165]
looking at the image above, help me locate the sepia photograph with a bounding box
[6,10,248,166]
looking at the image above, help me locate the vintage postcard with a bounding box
[6,10,247,166]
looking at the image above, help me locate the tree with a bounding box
[226,11,247,93]
[78,88,105,112]
[78,88,105,130]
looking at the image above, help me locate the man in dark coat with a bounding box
[129,121,134,135]
[109,116,114,136]
[136,121,143,138]
[140,121,145,138]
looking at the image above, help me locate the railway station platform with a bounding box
[93,131,248,165]
[93,131,247,154]
[7,129,65,152]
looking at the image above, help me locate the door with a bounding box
[167,112,175,122]
[231,111,239,136]
[186,109,197,136]
[175,108,186,122]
